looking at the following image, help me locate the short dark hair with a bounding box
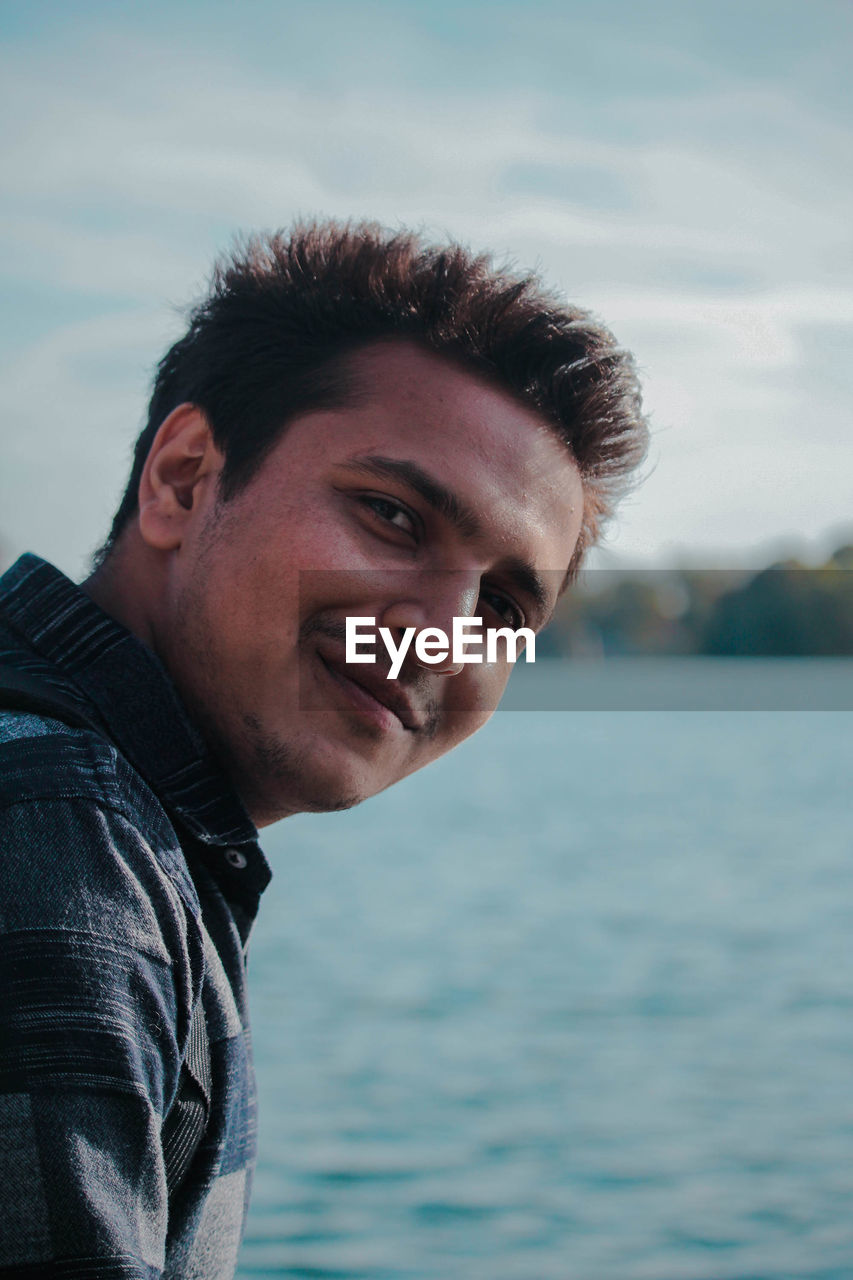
[99,220,648,572]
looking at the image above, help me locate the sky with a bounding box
[1,0,851,578]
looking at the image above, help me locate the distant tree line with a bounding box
[542,545,853,657]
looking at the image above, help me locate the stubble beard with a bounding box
[167,598,369,821]
[165,568,367,823]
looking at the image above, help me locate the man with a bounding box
[0,221,647,1277]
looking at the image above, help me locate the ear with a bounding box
[137,404,223,551]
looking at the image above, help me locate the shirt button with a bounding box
[224,847,248,870]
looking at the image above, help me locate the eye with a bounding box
[480,586,524,630]
[359,494,419,540]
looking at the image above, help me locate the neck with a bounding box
[81,535,163,653]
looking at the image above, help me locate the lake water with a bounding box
[237,661,853,1279]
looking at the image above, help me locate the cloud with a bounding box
[0,13,851,570]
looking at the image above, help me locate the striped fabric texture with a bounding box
[0,555,272,1279]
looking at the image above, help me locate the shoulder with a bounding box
[0,710,202,943]
[0,708,148,814]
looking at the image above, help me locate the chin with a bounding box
[235,721,401,822]
[292,752,401,814]
[248,770,381,824]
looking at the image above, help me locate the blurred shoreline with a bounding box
[543,545,853,659]
[501,655,853,712]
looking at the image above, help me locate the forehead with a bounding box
[336,341,583,551]
[237,340,585,585]
[344,339,556,454]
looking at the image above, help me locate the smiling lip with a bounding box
[317,652,422,732]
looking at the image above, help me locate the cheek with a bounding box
[209,523,308,621]
[442,670,507,739]
[407,707,493,783]
[176,560,289,678]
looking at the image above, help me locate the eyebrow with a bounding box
[340,454,555,625]
[343,455,482,537]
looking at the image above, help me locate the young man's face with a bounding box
[158,342,584,824]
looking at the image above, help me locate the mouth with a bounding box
[316,651,422,733]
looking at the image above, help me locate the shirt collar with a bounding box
[0,555,268,876]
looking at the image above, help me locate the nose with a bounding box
[378,572,481,675]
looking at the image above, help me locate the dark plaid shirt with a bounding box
[0,554,272,1279]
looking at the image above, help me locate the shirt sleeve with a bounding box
[0,789,202,1279]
